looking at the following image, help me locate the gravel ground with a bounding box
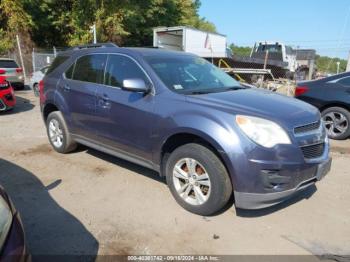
[0,90,349,258]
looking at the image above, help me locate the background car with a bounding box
[0,76,16,112]
[0,185,27,261]
[295,72,350,140]
[30,66,49,96]
[0,58,24,89]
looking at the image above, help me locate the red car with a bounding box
[0,185,27,261]
[0,76,16,111]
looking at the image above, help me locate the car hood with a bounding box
[186,88,320,130]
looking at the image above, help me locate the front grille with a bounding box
[301,143,325,159]
[0,84,10,91]
[294,121,321,134]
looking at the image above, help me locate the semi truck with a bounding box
[153,26,229,58]
[153,27,297,81]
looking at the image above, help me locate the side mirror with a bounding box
[122,79,150,93]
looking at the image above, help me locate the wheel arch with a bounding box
[42,102,59,122]
[320,102,350,113]
[159,130,236,188]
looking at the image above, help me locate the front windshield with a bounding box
[145,55,242,94]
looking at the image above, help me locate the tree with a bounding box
[229,44,252,57]
[0,0,33,53]
[315,55,347,74]
[20,0,216,48]
[22,0,75,47]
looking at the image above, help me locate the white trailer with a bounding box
[153,26,227,58]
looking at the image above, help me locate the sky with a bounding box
[199,0,350,59]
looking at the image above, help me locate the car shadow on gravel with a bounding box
[0,158,99,260]
[235,185,317,218]
[85,148,317,217]
[86,148,166,184]
[1,95,35,115]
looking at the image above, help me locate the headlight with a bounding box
[236,115,291,148]
[0,196,12,251]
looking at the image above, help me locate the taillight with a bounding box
[0,69,6,74]
[39,80,44,93]
[16,68,23,73]
[295,86,309,96]
[0,77,9,89]
[39,80,45,102]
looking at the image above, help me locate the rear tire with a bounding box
[322,107,350,140]
[165,143,232,216]
[46,111,77,153]
[33,83,39,97]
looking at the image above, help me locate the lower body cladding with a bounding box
[229,141,331,209]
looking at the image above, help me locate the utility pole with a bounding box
[347,51,350,72]
[336,61,340,74]
[16,34,26,80]
[90,23,97,44]
[32,48,36,72]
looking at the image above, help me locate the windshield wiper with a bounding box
[189,91,213,95]
[223,86,246,91]
[188,86,245,95]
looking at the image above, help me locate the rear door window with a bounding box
[104,54,149,87]
[73,54,107,84]
[46,56,69,74]
[0,60,19,68]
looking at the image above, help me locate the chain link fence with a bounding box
[6,43,317,97]
[32,47,69,72]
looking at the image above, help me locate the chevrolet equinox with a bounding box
[40,43,331,215]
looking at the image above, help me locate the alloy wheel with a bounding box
[172,158,211,206]
[323,112,348,138]
[48,119,63,148]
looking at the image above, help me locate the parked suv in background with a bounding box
[295,72,350,140]
[40,43,331,215]
[0,58,24,89]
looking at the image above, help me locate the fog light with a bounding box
[261,170,290,190]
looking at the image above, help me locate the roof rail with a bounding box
[68,43,118,51]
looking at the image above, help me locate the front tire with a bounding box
[322,107,350,140]
[46,111,77,153]
[165,143,232,216]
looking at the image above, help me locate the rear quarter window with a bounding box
[0,60,19,68]
[46,56,69,75]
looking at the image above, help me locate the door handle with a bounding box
[63,84,71,92]
[98,94,111,108]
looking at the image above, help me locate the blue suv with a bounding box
[40,43,331,215]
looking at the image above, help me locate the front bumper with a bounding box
[234,157,332,209]
[0,89,16,111]
[225,119,331,210]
